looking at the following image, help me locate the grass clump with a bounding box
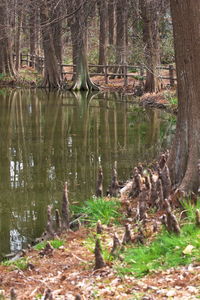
[72,197,122,226]
[118,222,200,278]
[34,239,64,251]
[118,201,200,278]
[2,257,29,271]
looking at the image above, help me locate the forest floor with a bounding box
[1,194,200,300]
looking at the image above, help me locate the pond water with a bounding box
[0,89,176,256]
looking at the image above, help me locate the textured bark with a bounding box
[140,0,162,92]
[0,0,16,76]
[111,233,121,255]
[97,0,108,72]
[94,238,106,270]
[122,224,132,244]
[51,0,63,64]
[15,2,22,71]
[39,0,61,89]
[108,0,115,45]
[168,0,200,193]
[70,0,99,91]
[115,0,127,65]
[29,0,36,67]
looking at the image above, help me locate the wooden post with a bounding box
[123,65,128,87]
[139,65,144,86]
[20,53,23,67]
[104,65,108,84]
[169,65,175,87]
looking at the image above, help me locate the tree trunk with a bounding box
[70,0,99,91]
[51,0,63,65]
[108,0,115,46]
[140,0,162,93]
[0,0,16,77]
[15,2,22,71]
[29,0,36,67]
[168,0,200,193]
[97,0,108,72]
[116,0,127,65]
[39,0,62,89]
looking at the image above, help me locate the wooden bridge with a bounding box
[14,53,177,88]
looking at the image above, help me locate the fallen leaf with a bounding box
[182,245,195,255]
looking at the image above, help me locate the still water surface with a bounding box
[0,89,175,255]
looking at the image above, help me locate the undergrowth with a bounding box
[2,257,29,271]
[71,197,122,226]
[33,239,64,251]
[118,201,200,278]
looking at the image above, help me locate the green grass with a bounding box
[163,90,178,106]
[2,257,29,270]
[71,197,122,226]
[118,223,200,278]
[33,239,64,251]
[180,198,200,223]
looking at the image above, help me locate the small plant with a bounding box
[34,239,64,251]
[2,257,29,270]
[180,198,200,223]
[72,197,122,226]
[118,204,200,278]
[163,90,178,106]
[133,75,144,81]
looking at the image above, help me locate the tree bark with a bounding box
[0,0,16,77]
[140,0,162,93]
[70,0,99,91]
[51,0,63,64]
[39,0,62,89]
[108,0,115,46]
[116,0,127,65]
[168,0,200,193]
[29,0,36,67]
[15,1,23,71]
[97,0,108,72]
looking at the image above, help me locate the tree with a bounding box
[69,0,99,91]
[0,0,16,77]
[140,0,168,92]
[168,0,200,193]
[39,0,62,89]
[97,0,108,72]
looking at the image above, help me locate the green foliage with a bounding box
[180,198,200,223]
[118,212,200,278]
[160,30,175,64]
[163,90,178,106]
[71,197,122,226]
[0,73,5,80]
[133,75,144,81]
[33,239,64,251]
[2,257,29,270]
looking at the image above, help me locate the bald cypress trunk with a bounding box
[140,0,162,93]
[70,0,99,91]
[0,0,16,77]
[39,0,61,89]
[98,0,108,72]
[168,0,200,193]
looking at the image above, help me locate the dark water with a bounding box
[0,89,175,255]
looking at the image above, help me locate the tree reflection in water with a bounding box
[0,89,175,255]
